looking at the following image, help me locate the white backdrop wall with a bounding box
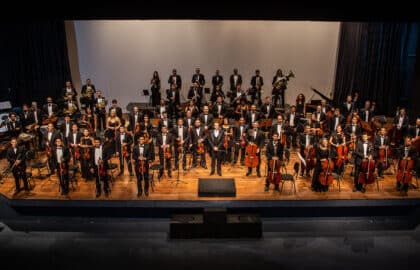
[69,20,340,112]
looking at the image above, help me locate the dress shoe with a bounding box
[264,186,269,191]
[246,172,251,176]
[257,172,261,177]
[306,173,311,178]
[210,172,215,176]
[360,187,366,193]
[168,173,172,178]
[118,172,123,176]
[203,166,208,169]
[145,191,149,196]
[352,187,358,192]
[96,192,101,198]
[218,172,222,176]
[274,185,280,191]
[13,189,20,196]
[138,191,142,197]
[105,192,109,197]
[129,172,134,177]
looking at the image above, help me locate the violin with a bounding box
[60,158,67,176]
[266,156,282,185]
[137,157,147,174]
[377,146,391,171]
[319,158,334,186]
[396,157,414,184]
[164,145,172,159]
[358,157,376,185]
[45,144,52,158]
[83,146,90,160]
[134,123,140,135]
[197,141,205,154]
[240,133,247,147]
[245,143,259,168]
[123,145,130,158]
[223,134,230,149]
[74,146,80,160]
[98,158,107,178]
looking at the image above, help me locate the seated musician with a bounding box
[329,125,347,175]
[409,117,420,177]
[21,104,33,131]
[30,101,43,149]
[116,126,133,177]
[212,96,227,119]
[320,100,330,115]
[189,119,207,169]
[314,105,326,128]
[156,125,173,178]
[187,81,203,108]
[156,99,169,118]
[158,111,173,132]
[199,105,214,132]
[168,68,182,90]
[62,81,77,102]
[260,96,276,120]
[234,98,249,121]
[7,138,29,195]
[393,107,409,145]
[212,69,223,92]
[79,128,94,180]
[42,97,58,119]
[233,117,248,166]
[184,110,195,131]
[250,69,264,105]
[265,132,284,191]
[272,69,285,108]
[374,127,390,178]
[4,112,22,139]
[360,101,374,123]
[53,137,70,195]
[229,68,242,93]
[173,118,189,171]
[221,117,234,164]
[210,84,225,103]
[246,121,264,177]
[345,116,362,146]
[208,122,224,176]
[270,114,288,146]
[89,137,112,197]
[184,99,200,119]
[299,125,315,177]
[140,114,152,140]
[43,123,63,175]
[329,108,345,132]
[128,106,142,133]
[353,133,374,193]
[286,105,300,149]
[94,90,107,131]
[245,104,262,126]
[68,123,82,165]
[63,94,79,121]
[231,84,244,108]
[396,137,418,194]
[312,137,336,192]
[133,135,154,197]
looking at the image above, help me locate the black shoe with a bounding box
[246,171,251,176]
[138,191,142,197]
[145,191,149,196]
[129,172,134,177]
[360,187,366,193]
[158,173,163,179]
[218,172,222,176]
[306,173,311,178]
[203,166,208,169]
[274,185,280,191]
[96,192,100,198]
[257,172,261,177]
[352,186,358,192]
[118,172,123,176]
[264,186,269,191]
[13,189,20,195]
[210,172,215,176]
[300,173,304,177]
[183,167,187,171]
[396,185,401,191]
[168,173,172,178]
[105,192,109,197]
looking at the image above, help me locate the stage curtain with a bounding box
[333,22,415,115]
[0,21,72,107]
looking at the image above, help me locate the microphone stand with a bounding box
[170,143,187,186]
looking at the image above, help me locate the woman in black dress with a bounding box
[312,137,336,192]
[296,93,305,116]
[150,71,161,106]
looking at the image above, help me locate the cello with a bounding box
[358,156,376,185]
[335,144,349,168]
[377,145,391,171]
[266,156,282,185]
[396,157,414,184]
[197,141,205,155]
[303,145,315,171]
[319,158,334,186]
[245,143,259,168]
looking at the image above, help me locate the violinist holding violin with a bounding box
[396,137,417,194]
[89,137,112,197]
[353,133,375,193]
[52,138,70,195]
[374,127,391,178]
[79,128,94,180]
[116,126,134,177]
[156,126,173,178]
[265,132,284,191]
[133,135,154,197]
[312,137,336,192]
[189,119,207,169]
[246,121,264,177]
[233,117,248,166]
[299,125,315,178]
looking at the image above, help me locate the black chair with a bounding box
[280,162,299,195]
[27,150,50,180]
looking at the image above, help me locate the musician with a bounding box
[320,100,330,115]
[212,69,223,91]
[229,68,242,91]
[62,81,77,102]
[156,125,173,178]
[188,81,203,107]
[94,90,107,131]
[166,83,181,113]
[173,118,189,171]
[199,105,214,132]
[168,69,182,90]
[312,137,335,192]
[272,69,286,108]
[140,114,152,136]
[231,84,245,107]
[60,115,73,144]
[63,94,79,120]
[132,135,153,197]
[52,137,70,195]
[158,111,173,132]
[295,94,306,116]
[189,119,207,168]
[360,101,374,123]
[246,104,262,125]
[79,128,93,180]
[156,99,169,118]
[68,123,82,164]
[329,125,347,175]
[5,112,22,138]
[184,99,200,118]
[82,107,96,134]
[31,101,43,126]
[90,137,112,197]
[329,108,345,132]
[408,117,420,139]
[81,78,96,109]
[353,92,361,110]
[192,67,205,87]
[184,110,195,130]
[21,104,33,129]
[286,105,300,149]
[208,122,224,176]
[43,123,62,174]
[270,114,287,146]
[396,137,418,193]
[374,127,390,178]
[212,96,227,119]
[233,117,248,165]
[42,97,59,118]
[221,117,234,164]
[345,116,362,143]
[250,69,264,105]
[210,84,225,103]
[393,107,409,144]
[105,109,122,142]
[299,125,315,177]
[265,132,284,191]
[234,98,249,121]
[314,105,326,125]
[260,96,276,120]
[353,133,374,193]
[309,113,322,141]
[341,95,354,119]
[108,99,123,123]
[150,71,161,106]
[246,121,264,177]
[128,106,142,133]
[115,126,133,176]
[7,138,29,195]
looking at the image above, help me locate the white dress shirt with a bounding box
[95,146,102,165]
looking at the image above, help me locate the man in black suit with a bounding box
[286,105,300,149]
[250,69,264,105]
[133,135,154,197]
[20,104,34,130]
[233,117,248,165]
[68,123,82,164]
[31,101,44,149]
[313,105,326,125]
[341,95,354,119]
[260,96,276,120]
[360,101,374,123]
[393,107,409,144]
[89,137,112,197]
[63,94,79,121]
[116,126,133,176]
[270,114,288,146]
[158,111,173,132]
[408,117,420,139]
[199,105,214,132]
[212,96,227,119]
[156,99,169,118]
[62,81,77,102]
[43,97,59,118]
[212,69,223,91]
[229,68,242,91]
[4,112,22,139]
[374,127,391,178]
[60,115,73,145]
[156,126,173,178]
[353,133,375,193]
[245,104,262,125]
[208,122,224,176]
[94,90,107,131]
[329,108,345,132]
[345,116,362,142]
[173,118,189,171]
[166,83,181,116]
[396,137,418,193]
[43,123,63,174]
[246,121,265,177]
[52,137,70,195]
[128,106,142,133]
[192,67,205,87]
[299,125,315,177]
[189,119,207,168]
[265,132,284,191]
[168,68,182,90]
[184,110,195,130]
[188,81,203,107]
[80,78,96,109]
[7,138,29,195]
[108,99,123,122]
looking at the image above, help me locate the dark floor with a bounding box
[1,219,420,270]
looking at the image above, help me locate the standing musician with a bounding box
[189,119,207,169]
[7,138,29,195]
[314,105,327,128]
[271,69,289,108]
[140,115,153,142]
[60,115,73,145]
[295,94,306,116]
[116,126,133,176]
[68,123,82,165]
[105,109,122,143]
[208,122,225,176]
[184,100,200,119]
[246,121,264,177]
[188,81,203,108]
[94,90,107,131]
[82,107,96,134]
[250,69,264,105]
[345,116,362,147]
[233,117,248,166]
[312,137,335,192]
[260,96,276,120]
[52,137,70,195]
[90,137,112,197]
[80,78,96,109]
[374,127,391,178]
[62,81,77,102]
[246,104,262,126]
[79,128,94,180]
[150,71,161,107]
[108,99,123,124]
[192,67,205,87]
[212,69,223,91]
[221,118,234,164]
[43,123,62,174]
[133,135,154,197]
[329,125,347,175]
[212,96,227,119]
[128,106,142,133]
[168,68,182,90]
[360,101,374,123]
[199,105,214,132]
[158,111,173,132]
[230,84,246,108]
[329,108,345,132]
[173,118,189,171]
[234,98,249,121]
[299,125,315,177]
[3,112,22,138]
[341,95,354,120]
[42,97,59,119]
[21,104,33,130]
[270,114,288,146]
[63,94,79,121]
[353,133,374,193]
[408,117,420,139]
[156,99,169,119]
[210,84,225,103]
[166,83,181,114]
[156,126,173,178]
[184,110,195,131]
[309,113,322,142]
[393,107,409,145]
[265,132,284,191]
[286,105,300,149]
[396,137,418,193]
[229,68,242,92]
[320,100,330,115]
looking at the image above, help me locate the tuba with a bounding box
[83,85,94,98]
[274,70,295,90]
[63,102,77,115]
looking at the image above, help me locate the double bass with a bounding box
[245,143,259,168]
[358,157,376,185]
[396,157,414,184]
[319,158,334,186]
[266,156,282,185]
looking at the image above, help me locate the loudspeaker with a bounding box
[198,178,236,197]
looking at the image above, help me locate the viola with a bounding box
[98,159,107,178]
[197,141,205,154]
[280,131,287,146]
[245,143,259,168]
[223,134,230,149]
[319,158,334,186]
[358,157,376,184]
[240,133,247,147]
[45,144,52,158]
[266,156,282,185]
[377,146,391,171]
[83,147,90,160]
[396,157,414,184]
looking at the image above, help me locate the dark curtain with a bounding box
[0,21,71,107]
[333,22,413,115]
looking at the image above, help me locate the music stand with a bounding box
[170,147,188,186]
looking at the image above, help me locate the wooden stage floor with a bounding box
[1,150,419,201]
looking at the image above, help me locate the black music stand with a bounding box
[170,147,188,186]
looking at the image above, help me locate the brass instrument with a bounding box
[96,97,107,113]
[63,103,78,115]
[273,70,295,90]
[83,85,94,98]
